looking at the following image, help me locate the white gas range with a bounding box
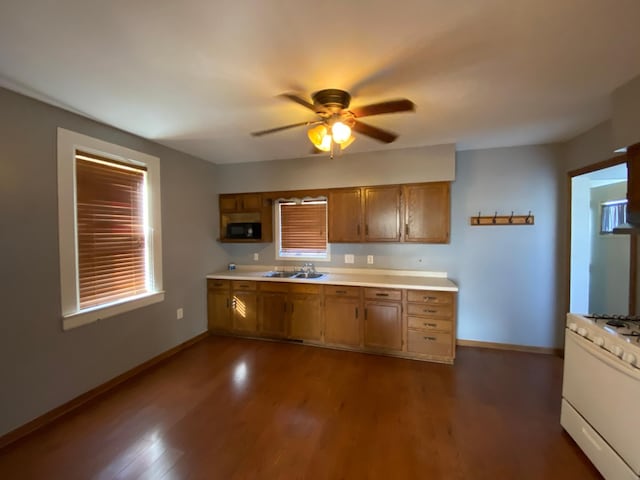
[561,313,640,480]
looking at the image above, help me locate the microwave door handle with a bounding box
[567,331,640,381]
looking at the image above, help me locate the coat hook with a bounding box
[492,211,498,224]
[508,211,514,224]
[525,211,532,224]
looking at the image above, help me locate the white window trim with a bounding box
[274,197,331,262]
[57,128,164,330]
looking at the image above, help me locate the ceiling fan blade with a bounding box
[279,92,328,114]
[251,120,320,137]
[352,120,398,143]
[279,93,316,111]
[350,99,415,118]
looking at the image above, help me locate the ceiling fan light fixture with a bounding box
[331,121,351,144]
[308,124,333,151]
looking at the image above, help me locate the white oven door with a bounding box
[562,330,640,476]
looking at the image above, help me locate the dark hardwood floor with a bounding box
[0,336,601,479]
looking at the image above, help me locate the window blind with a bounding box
[600,200,627,233]
[280,201,327,255]
[75,151,148,309]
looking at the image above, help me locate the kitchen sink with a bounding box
[262,271,299,278]
[262,271,326,279]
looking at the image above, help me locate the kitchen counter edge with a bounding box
[206,270,458,292]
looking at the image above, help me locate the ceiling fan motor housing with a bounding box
[312,89,351,112]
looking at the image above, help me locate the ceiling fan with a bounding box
[251,89,415,157]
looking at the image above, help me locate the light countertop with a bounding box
[207,266,458,292]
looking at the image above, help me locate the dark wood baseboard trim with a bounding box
[0,331,209,450]
[457,339,562,356]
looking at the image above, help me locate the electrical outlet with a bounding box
[344,254,354,264]
[367,255,374,264]
[176,308,183,320]
[253,253,259,261]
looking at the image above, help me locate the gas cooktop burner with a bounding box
[606,319,628,328]
[585,314,640,322]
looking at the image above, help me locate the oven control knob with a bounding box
[577,327,588,337]
[593,336,604,347]
[612,345,624,358]
[568,322,578,331]
[623,353,637,366]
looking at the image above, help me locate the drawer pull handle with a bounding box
[424,336,436,341]
[424,309,437,313]
[335,290,347,294]
[425,296,437,301]
[424,322,437,327]
[355,307,359,319]
[376,293,389,297]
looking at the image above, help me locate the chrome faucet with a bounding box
[301,262,316,274]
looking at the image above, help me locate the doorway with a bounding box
[568,160,636,315]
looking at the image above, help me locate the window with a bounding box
[275,198,330,261]
[600,200,628,234]
[57,128,163,330]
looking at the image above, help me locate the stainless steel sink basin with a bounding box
[262,271,326,279]
[262,271,298,278]
[292,272,325,279]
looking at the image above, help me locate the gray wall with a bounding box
[218,144,565,349]
[0,87,228,436]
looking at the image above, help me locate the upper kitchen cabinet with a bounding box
[628,143,640,227]
[219,193,262,212]
[219,193,273,242]
[328,188,364,242]
[364,186,402,242]
[402,182,450,243]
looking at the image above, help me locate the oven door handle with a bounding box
[567,330,640,381]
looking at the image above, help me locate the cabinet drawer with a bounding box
[289,283,321,295]
[407,330,452,357]
[258,282,289,293]
[364,288,402,301]
[407,290,453,305]
[232,280,256,291]
[407,303,453,319]
[324,285,360,297]
[208,279,230,290]
[407,316,452,333]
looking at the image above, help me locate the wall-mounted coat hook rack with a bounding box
[471,210,535,226]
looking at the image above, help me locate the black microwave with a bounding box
[226,222,261,239]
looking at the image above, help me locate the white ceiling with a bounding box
[1,0,640,165]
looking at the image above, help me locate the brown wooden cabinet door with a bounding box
[232,291,258,334]
[259,292,288,338]
[628,144,640,226]
[219,194,239,212]
[207,289,231,331]
[325,297,361,347]
[403,182,450,243]
[239,193,262,211]
[364,301,402,350]
[328,188,363,242]
[364,186,400,242]
[288,294,323,341]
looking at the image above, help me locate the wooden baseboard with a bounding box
[456,339,562,356]
[0,331,209,450]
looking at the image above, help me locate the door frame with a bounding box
[566,155,637,316]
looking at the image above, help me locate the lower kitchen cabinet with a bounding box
[207,279,232,331]
[324,285,362,347]
[363,288,403,351]
[231,280,258,334]
[288,284,323,342]
[208,278,457,364]
[405,289,456,361]
[258,283,288,338]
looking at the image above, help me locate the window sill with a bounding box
[62,291,165,331]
